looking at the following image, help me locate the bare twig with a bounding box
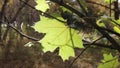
[84,43,116,50]
[8,24,39,41]
[99,27,120,37]
[86,0,114,11]
[76,0,88,15]
[69,36,104,68]
[0,17,39,41]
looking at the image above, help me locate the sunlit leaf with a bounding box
[98,53,119,68]
[35,0,49,12]
[33,16,84,61]
[59,46,75,61]
[113,26,120,34]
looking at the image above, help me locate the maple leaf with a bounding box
[33,16,84,61]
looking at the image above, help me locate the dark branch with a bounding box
[0,17,39,41]
[93,23,120,51]
[69,36,104,68]
[110,19,120,27]
[8,24,39,41]
[86,0,114,11]
[84,43,117,50]
[99,27,120,37]
[76,0,88,15]
[50,0,85,17]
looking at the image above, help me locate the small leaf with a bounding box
[35,0,49,12]
[98,53,119,68]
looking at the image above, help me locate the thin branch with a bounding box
[50,0,85,17]
[109,19,120,27]
[19,0,66,23]
[84,42,116,50]
[0,18,39,41]
[86,0,114,11]
[8,24,39,41]
[76,0,88,15]
[99,27,120,37]
[69,36,104,68]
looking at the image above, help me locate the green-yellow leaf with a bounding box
[59,46,75,61]
[98,53,119,68]
[35,0,49,12]
[33,16,84,61]
[113,26,120,34]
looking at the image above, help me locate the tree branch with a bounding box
[69,36,104,68]
[99,27,120,37]
[0,19,39,41]
[76,0,88,15]
[92,22,120,51]
[50,0,85,17]
[8,24,39,41]
[86,0,114,11]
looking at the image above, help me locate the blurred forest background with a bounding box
[0,0,120,68]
